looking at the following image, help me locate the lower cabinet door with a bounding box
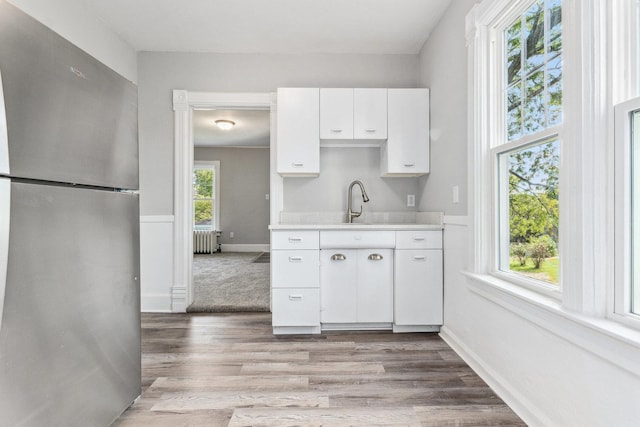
[357,249,393,322]
[272,288,320,326]
[320,249,357,323]
[394,249,443,325]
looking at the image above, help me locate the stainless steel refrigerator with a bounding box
[0,2,141,426]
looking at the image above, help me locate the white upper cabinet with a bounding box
[276,88,320,176]
[354,88,387,140]
[320,88,354,140]
[381,88,430,176]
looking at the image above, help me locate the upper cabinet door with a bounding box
[354,89,387,140]
[382,89,430,177]
[276,88,320,176]
[320,88,354,139]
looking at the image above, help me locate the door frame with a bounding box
[172,90,279,312]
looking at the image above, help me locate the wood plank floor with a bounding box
[112,313,525,426]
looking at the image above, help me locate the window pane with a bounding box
[633,110,640,314]
[547,55,563,126]
[524,69,545,133]
[500,139,560,286]
[524,1,545,73]
[193,167,214,230]
[507,83,523,140]
[504,0,562,140]
[506,19,522,84]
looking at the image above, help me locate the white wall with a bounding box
[138,52,418,216]
[195,147,270,245]
[431,2,640,426]
[7,0,137,82]
[416,0,474,215]
[284,147,418,212]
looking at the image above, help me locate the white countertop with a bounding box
[269,223,443,231]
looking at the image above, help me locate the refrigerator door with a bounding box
[0,181,140,427]
[0,1,138,190]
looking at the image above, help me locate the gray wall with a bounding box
[138,52,419,216]
[284,147,418,212]
[195,147,270,245]
[416,0,478,215]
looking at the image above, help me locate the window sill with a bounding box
[462,271,640,377]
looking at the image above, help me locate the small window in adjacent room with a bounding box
[495,0,562,289]
[193,163,218,231]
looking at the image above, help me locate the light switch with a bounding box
[407,194,415,207]
[229,231,235,238]
[265,194,270,200]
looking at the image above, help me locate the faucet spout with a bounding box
[347,180,370,223]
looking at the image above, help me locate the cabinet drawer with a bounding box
[272,250,319,287]
[272,230,319,250]
[320,230,395,249]
[395,230,442,249]
[272,288,320,326]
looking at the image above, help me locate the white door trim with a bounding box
[172,90,279,312]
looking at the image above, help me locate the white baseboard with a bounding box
[439,326,548,427]
[221,244,270,252]
[141,293,172,313]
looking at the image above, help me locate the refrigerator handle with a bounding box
[0,178,9,333]
[0,68,8,175]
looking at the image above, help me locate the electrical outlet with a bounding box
[265,194,270,200]
[453,185,459,204]
[407,194,415,207]
[229,231,234,238]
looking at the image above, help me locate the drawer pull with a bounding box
[331,253,346,261]
[365,128,377,132]
[288,237,303,242]
[404,163,415,167]
[330,128,343,132]
[368,253,384,261]
[289,256,303,262]
[413,237,426,241]
[292,162,304,167]
[413,256,426,261]
[288,294,303,301]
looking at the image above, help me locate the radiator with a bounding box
[193,230,217,254]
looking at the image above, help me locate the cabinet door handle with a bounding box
[289,256,303,262]
[368,253,384,261]
[330,253,346,261]
[365,128,376,132]
[330,128,343,133]
[404,163,415,167]
[292,162,304,167]
[413,256,426,261]
[288,294,303,301]
[288,237,302,242]
[413,237,426,241]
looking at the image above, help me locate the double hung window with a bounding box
[495,0,562,290]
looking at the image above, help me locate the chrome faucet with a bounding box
[347,180,370,223]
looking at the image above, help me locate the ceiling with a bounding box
[193,109,270,147]
[83,0,452,55]
[85,1,452,147]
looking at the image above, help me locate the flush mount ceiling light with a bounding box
[215,119,235,130]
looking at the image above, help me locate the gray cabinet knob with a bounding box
[368,253,383,261]
[330,253,346,261]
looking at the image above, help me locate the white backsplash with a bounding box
[279,211,443,225]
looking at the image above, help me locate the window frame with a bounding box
[193,160,220,231]
[614,97,640,327]
[485,0,564,297]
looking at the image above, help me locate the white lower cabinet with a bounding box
[320,248,393,325]
[394,234,443,330]
[272,289,320,327]
[271,230,320,334]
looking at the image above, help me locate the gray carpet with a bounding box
[187,252,270,313]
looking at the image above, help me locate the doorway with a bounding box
[170,91,280,313]
[188,109,270,311]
